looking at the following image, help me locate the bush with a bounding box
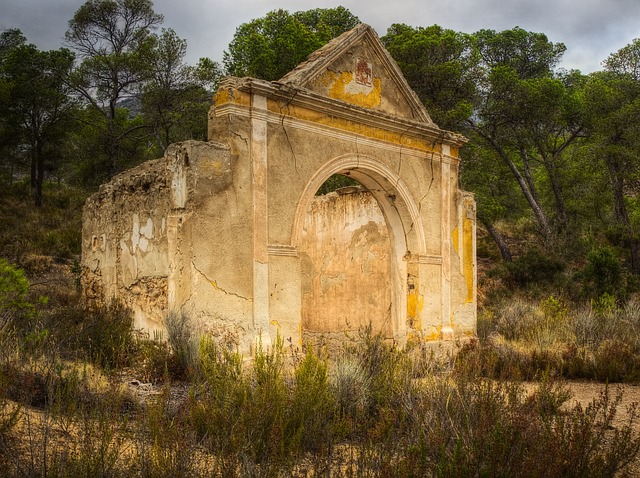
[164,310,198,380]
[0,258,33,323]
[286,347,335,453]
[330,355,371,419]
[583,245,624,300]
[492,248,565,288]
[72,301,134,370]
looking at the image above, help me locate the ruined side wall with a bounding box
[82,159,171,332]
[299,190,392,341]
[81,139,252,346]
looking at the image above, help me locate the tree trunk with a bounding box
[544,157,568,231]
[606,156,640,274]
[479,215,512,262]
[521,147,541,206]
[472,125,553,242]
[30,147,37,190]
[34,142,44,208]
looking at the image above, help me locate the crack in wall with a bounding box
[230,129,249,148]
[276,89,302,177]
[417,133,444,213]
[191,260,249,301]
[396,124,414,182]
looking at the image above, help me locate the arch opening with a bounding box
[292,155,427,347]
[299,177,393,346]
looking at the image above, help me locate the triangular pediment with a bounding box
[279,24,434,125]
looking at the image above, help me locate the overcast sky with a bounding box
[2,0,640,74]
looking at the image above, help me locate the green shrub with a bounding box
[164,310,198,380]
[189,336,248,474]
[492,248,565,288]
[286,347,335,454]
[134,337,172,385]
[393,373,638,478]
[583,245,624,300]
[78,301,134,370]
[330,355,371,419]
[0,258,33,323]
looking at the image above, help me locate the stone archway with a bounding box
[291,154,427,345]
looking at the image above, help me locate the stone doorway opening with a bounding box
[299,174,393,347]
[292,156,426,348]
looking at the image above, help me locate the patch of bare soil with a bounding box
[525,380,640,476]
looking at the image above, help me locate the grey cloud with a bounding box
[1,0,638,73]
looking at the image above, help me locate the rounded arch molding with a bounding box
[290,154,427,257]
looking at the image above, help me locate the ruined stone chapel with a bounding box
[81,24,477,353]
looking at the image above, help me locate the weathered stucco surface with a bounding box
[81,24,477,353]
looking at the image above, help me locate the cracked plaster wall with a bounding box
[82,158,171,332]
[81,140,251,344]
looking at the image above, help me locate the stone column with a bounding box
[440,145,452,334]
[251,94,271,347]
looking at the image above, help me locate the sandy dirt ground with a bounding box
[545,381,640,476]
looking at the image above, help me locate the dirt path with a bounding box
[559,381,640,476]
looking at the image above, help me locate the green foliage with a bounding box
[224,7,360,80]
[68,105,149,187]
[470,294,640,383]
[315,173,359,195]
[583,246,624,298]
[491,248,565,288]
[382,23,476,130]
[46,301,135,370]
[163,310,198,380]
[603,38,640,80]
[0,312,639,476]
[141,28,221,156]
[82,302,134,369]
[286,347,334,453]
[0,258,31,320]
[0,182,84,264]
[0,30,76,206]
[473,26,566,79]
[65,0,164,179]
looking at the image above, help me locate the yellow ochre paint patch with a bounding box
[407,291,424,323]
[213,88,251,107]
[200,160,223,177]
[463,216,474,303]
[408,325,441,343]
[266,99,440,153]
[327,71,382,109]
[451,226,459,253]
[424,326,441,341]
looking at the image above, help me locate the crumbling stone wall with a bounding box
[82,158,170,331]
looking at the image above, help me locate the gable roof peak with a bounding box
[278,23,434,125]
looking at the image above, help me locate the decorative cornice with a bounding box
[214,101,453,160]
[216,77,467,148]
